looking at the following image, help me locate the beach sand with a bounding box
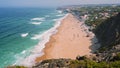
[36,13,92,62]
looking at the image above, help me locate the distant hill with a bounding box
[57,4,120,9]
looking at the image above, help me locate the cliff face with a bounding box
[95,13,120,50]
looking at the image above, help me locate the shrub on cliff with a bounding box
[70,59,109,68]
[109,61,120,68]
[112,53,120,61]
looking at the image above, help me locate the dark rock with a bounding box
[86,34,89,37]
[76,55,87,60]
[32,59,71,68]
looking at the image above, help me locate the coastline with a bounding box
[16,13,68,67]
[36,13,93,62]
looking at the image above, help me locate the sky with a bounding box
[0,0,120,7]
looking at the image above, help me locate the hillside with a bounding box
[95,13,120,50]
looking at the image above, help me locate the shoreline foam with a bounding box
[16,14,68,67]
[35,13,93,62]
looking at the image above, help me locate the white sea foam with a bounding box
[31,17,45,21]
[58,10,63,14]
[21,50,26,54]
[15,13,69,67]
[56,14,64,17]
[31,22,42,25]
[21,33,28,37]
[31,34,42,40]
[53,19,59,21]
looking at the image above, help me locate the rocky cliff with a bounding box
[95,13,120,51]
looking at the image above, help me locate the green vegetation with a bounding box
[109,61,120,68]
[7,57,120,68]
[70,59,120,68]
[71,5,120,30]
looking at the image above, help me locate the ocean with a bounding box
[0,8,66,68]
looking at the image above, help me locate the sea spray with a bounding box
[16,13,68,67]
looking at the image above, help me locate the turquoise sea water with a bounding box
[0,8,65,68]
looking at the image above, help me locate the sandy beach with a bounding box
[36,13,92,62]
